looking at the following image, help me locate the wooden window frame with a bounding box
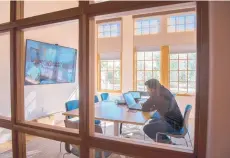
[0,1,209,158]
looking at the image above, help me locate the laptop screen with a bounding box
[129,91,141,99]
[123,93,136,106]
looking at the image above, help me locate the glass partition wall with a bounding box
[0,1,209,158]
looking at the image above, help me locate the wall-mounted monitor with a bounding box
[24,39,77,85]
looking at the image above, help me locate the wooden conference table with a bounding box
[62,101,154,136]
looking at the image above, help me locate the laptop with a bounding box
[128,91,141,99]
[123,92,142,110]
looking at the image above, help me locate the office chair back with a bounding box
[94,95,99,103]
[100,93,109,101]
[182,104,192,135]
[65,100,79,119]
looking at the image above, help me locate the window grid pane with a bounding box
[167,14,196,32]
[136,51,160,90]
[100,60,120,91]
[134,18,160,35]
[169,53,196,94]
[98,22,120,38]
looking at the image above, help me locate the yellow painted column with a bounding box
[160,45,169,88]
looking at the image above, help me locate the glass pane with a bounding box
[153,61,160,70]
[135,29,141,35]
[142,28,150,35]
[110,24,118,32]
[188,53,196,59]
[101,61,108,70]
[111,31,118,37]
[186,24,195,31]
[137,71,144,80]
[137,61,144,70]
[188,82,196,93]
[167,17,175,25]
[0,128,12,158]
[108,61,113,70]
[104,24,110,32]
[98,32,103,38]
[153,71,160,80]
[168,25,175,32]
[145,61,152,70]
[179,82,188,93]
[137,81,145,91]
[0,1,10,24]
[152,51,160,60]
[188,60,196,70]
[101,71,108,80]
[179,54,187,59]
[137,52,144,60]
[98,25,103,32]
[107,71,113,80]
[114,80,120,90]
[170,60,178,70]
[0,32,11,117]
[103,31,110,37]
[170,54,178,59]
[135,20,141,29]
[145,71,152,81]
[142,20,149,27]
[114,70,120,80]
[144,52,152,60]
[107,79,114,90]
[114,61,120,70]
[24,1,78,18]
[179,71,187,82]
[186,15,195,24]
[170,71,178,81]
[176,25,185,32]
[90,148,134,158]
[179,60,187,70]
[176,16,185,25]
[188,71,196,81]
[170,82,178,93]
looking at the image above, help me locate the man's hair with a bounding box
[144,79,160,89]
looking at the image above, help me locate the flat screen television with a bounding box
[24,39,77,85]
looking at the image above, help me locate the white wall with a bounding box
[24,20,79,120]
[0,1,10,24]
[207,2,230,158]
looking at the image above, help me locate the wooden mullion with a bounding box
[194,2,209,158]
[89,135,194,158]
[10,1,26,158]
[86,1,189,17]
[0,116,12,129]
[14,125,81,145]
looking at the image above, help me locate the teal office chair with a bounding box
[63,119,112,158]
[100,93,109,101]
[156,104,193,147]
[94,95,99,103]
[60,100,101,152]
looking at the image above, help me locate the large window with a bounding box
[169,53,196,94]
[135,51,160,91]
[167,14,196,32]
[134,18,160,35]
[98,22,120,38]
[99,60,121,91]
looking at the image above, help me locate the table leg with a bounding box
[114,122,119,136]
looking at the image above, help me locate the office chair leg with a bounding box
[156,133,159,142]
[63,153,70,158]
[184,138,188,147]
[187,132,193,147]
[120,123,123,135]
[60,142,62,152]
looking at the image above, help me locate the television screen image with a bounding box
[25,39,77,85]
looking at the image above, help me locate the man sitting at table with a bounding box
[142,78,183,144]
